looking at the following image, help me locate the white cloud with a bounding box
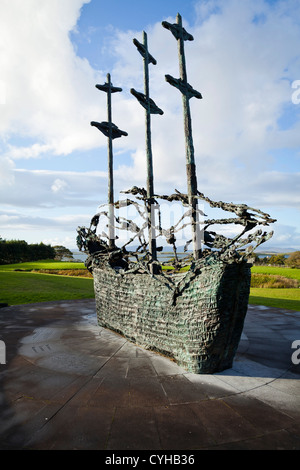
[0,0,108,158]
[0,168,108,209]
[0,209,92,247]
[5,144,53,160]
[42,236,81,249]
[104,0,300,208]
[0,80,6,105]
[1,0,299,199]
[51,178,68,194]
[0,156,15,187]
[265,223,300,251]
[0,0,299,250]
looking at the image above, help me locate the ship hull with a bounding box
[93,258,251,374]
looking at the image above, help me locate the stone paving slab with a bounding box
[0,299,299,450]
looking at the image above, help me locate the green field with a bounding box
[0,260,299,310]
[249,266,300,310]
[0,271,94,305]
[249,288,300,311]
[0,259,86,271]
[251,265,300,281]
[0,260,94,305]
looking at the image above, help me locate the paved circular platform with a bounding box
[0,299,299,450]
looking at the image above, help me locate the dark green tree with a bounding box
[0,239,55,264]
[285,251,300,268]
[53,245,74,261]
[269,254,285,265]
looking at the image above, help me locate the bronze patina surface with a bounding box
[80,13,276,374]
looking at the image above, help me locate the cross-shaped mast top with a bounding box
[162,13,202,259]
[130,31,164,272]
[91,73,127,249]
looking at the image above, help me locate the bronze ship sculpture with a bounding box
[77,14,275,374]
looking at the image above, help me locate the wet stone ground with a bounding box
[0,300,299,450]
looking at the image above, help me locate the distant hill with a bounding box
[255,247,298,254]
[70,246,299,259]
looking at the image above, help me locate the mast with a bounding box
[91,73,128,249]
[131,31,163,273]
[162,13,202,260]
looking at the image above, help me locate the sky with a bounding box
[0,0,300,252]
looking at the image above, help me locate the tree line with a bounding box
[0,236,299,268]
[0,238,55,264]
[253,251,300,268]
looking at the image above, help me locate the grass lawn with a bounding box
[249,266,300,310]
[0,271,94,305]
[249,288,300,311]
[0,259,86,271]
[251,265,300,281]
[0,260,299,310]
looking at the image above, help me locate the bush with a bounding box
[269,254,286,265]
[286,251,300,268]
[251,273,299,288]
[32,269,92,278]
